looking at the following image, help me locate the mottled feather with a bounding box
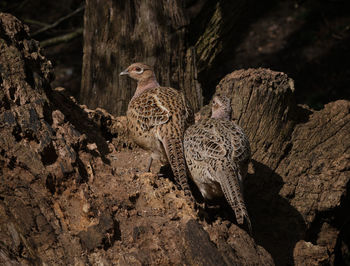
[184,95,251,230]
[122,63,194,194]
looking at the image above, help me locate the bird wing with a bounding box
[129,91,171,131]
[184,123,251,231]
[129,86,194,194]
[184,119,227,162]
[217,120,251,163]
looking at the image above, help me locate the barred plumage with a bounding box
[184,95,251,231]
[121,63,194,194]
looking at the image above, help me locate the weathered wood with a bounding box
[215,68,297,169]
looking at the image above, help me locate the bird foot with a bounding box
[157,172,165,178]
[196,203,211,221]
[146,157,153,173]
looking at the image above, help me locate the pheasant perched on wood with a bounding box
[120,62,194,194]
[184,95,251,231]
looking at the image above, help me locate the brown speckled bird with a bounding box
[184,95,251,230]
[120,62,194,194]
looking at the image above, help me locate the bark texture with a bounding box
[0,13,273,265]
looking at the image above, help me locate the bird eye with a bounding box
[134,67,144,74]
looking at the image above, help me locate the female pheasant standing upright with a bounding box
[184,95,251,231]
[120,63,194,194]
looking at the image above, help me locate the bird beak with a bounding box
[119,68,129,76]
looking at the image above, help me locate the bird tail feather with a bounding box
[218,167,252,233]
[162,135,190,195]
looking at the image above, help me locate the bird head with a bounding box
[120,62,156,82]
[211,94,232,120]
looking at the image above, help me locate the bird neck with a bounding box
[133,77,160,98]
[211,110,231,120]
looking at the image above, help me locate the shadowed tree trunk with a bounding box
[80,0,250,115]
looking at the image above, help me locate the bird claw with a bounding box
[157,172,165,178]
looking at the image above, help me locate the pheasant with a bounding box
[120,62,194,194]
[184,95,251,231]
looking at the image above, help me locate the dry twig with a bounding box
[32,5,84,37]
[40,28,83,48]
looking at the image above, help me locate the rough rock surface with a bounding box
[0,13,273,265]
